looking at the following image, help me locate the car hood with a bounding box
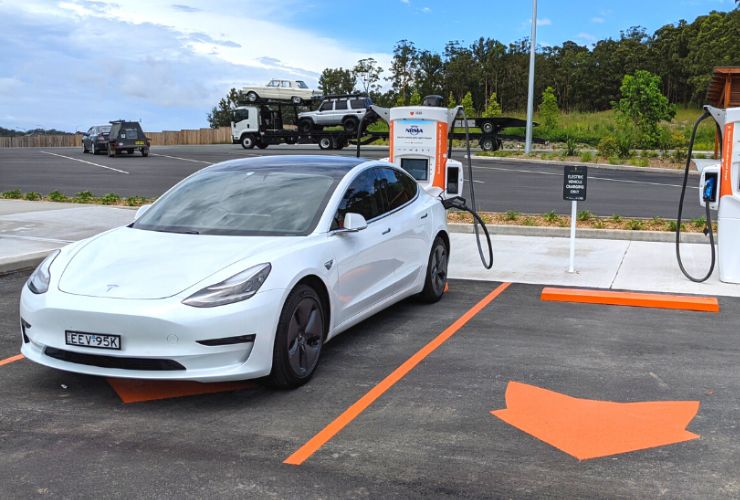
[58,227,287,299]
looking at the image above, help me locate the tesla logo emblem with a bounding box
[406,125,423,135]
[106,284,119,292]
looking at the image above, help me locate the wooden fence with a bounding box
[0,127,233,148]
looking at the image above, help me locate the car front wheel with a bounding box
[419,235,448,303]
[269,284,325,389]
[241,134,256,149]
[246,91,258,102]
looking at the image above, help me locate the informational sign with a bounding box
[563,165,588,201]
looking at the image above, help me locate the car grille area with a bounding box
[44,347,186,371]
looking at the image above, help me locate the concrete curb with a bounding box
[0,251,53,275]
[470,154,699,176]
[448,223,712,244]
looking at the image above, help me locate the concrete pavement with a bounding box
[1,199,735,297]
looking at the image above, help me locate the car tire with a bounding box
[240,134,256,149]
[419,235,448,303]
[141,148,149,157]
[318,137,333,150]
[342,117,359,135]
[90,143,96,155]
[291,96,302,104]
[482,121,494,134]
[246,91,258,102]
[298,118,313,134]
[479,137,495,152]
[286,136,297,145]
[83,142,88,154]
[108,144,116,157]
[269,284,325,389]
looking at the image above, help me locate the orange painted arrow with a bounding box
[491,381,700,460]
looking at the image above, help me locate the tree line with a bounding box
[318,9,738,113]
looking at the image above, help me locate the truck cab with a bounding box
[231,106,260,148]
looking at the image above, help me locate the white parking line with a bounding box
[41,151,129,174]
[150,153,211,164]
[0,234,74,244]
[471,164,698,189]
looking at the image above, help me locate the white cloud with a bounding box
[0,0,392,130]
[591,16,605,23]
[577,32,597,43]
[400,0,410,3]
[537,18,552,26]
[421,6,431,13]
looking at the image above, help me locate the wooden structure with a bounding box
[707,67,740,158]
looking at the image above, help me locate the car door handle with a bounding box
[420,213,428,219]
[382,228,391,235]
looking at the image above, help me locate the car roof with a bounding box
[207,155,370,179]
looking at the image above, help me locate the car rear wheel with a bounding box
[342,117,359,135]
[291,96,302,104]
[419,236,448,303]
[140,147,149,157]
[318,137,333,150]
[246,91,258,102]
[482,121,494,134]
[269,284,325,389]
[107,144,116,157]
[479,137,495,151]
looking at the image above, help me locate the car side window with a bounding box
[350,99,366,110]
[335,100,348,110]
[332,169,388,230]
[381,168,418,211]
[319,101,333,112]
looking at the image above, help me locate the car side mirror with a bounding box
[338,212,367,233]
[134,204,152,220]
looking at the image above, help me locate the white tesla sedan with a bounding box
[20,156,449,388]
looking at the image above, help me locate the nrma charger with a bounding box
[360,95,493,269]
[676,105,740,283]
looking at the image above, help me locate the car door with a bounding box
[331,168,399,327]
[315,100,334,125]
[378,167,429,289]
[332,99,348,125]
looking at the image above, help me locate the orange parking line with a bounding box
[284,281,512,466]
[541,287,719,313]
[0,354,25,366]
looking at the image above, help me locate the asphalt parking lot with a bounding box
[1,271,738,498]
[0,145,703,218]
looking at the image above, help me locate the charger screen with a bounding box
[400,158,429,181]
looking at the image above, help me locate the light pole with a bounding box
[524,0,537,154]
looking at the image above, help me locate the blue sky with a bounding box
[0,0,734,132]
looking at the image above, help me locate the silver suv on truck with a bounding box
[297,95,372,134]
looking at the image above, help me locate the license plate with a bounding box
[135,140,144,145]
[65,331,121,350]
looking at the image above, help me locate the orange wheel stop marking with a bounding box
[541,287,719,312]
[0,354,25,366]
[491,381,700,460]
[107,378,256,404]
[284,282,512,466]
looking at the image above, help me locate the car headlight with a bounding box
[182,263,271,308]
[27,250,60,294]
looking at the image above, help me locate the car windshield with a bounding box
[100,126,111,133]
[132,169,339,236]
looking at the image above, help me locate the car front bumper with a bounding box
[20,286,284,382]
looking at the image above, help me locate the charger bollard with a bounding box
[563,165,588,273]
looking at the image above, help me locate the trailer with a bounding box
[230,97,538,151]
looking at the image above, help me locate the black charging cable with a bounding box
[675,110,716,282]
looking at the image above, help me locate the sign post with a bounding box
[563,165,588,273]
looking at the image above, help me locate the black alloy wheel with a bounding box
[269,284,325,388]
[419,236,448,303]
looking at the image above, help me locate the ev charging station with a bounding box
[677,105,740,284]
[364,96,493,269]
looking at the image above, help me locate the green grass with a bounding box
[499,107,716,150]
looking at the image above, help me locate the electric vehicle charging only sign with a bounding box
[563,165,588,201]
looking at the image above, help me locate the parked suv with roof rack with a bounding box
[106,120,150,157]
[297,95,372,134]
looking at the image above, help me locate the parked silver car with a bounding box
[297,96,372,134]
